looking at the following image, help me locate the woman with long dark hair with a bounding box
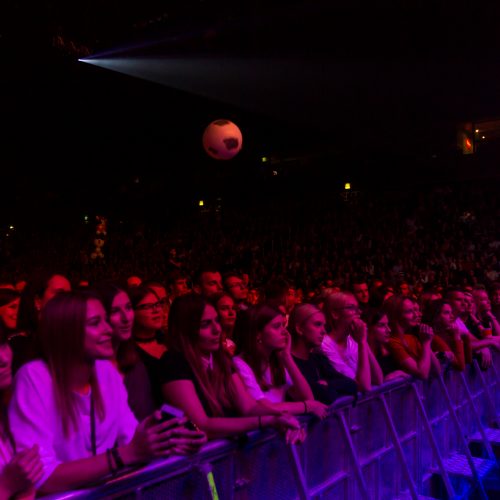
[9,291,206,494]
[160,294,305,442]
[233,303,327,417]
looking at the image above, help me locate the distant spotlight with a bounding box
[261,157,268,163]
[199,200,204,207]
[8,225,14,230]
[482,135,486,139]
[344,183,351,190]
[475,129,479,133]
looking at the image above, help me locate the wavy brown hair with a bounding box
[233,304,286,391]
[168,294,236,416]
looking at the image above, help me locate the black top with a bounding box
[135,344,165,409]
[124,359,156,421]
[159,350,237,417]
[292,353,358,405]
[377,353,400,376]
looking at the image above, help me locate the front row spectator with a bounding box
[366,311,411,382]
[92,283,155,420]
[233,304,328,418]
[384,296,441,379]
[1,320,43,499]
[421,300,465,371]
[9,291,206,494]
[322,293,383,391]
[288,304,358,404]
[160,295,305,443]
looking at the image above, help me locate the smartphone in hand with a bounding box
[159,403,185,422]
[159,403,201,432]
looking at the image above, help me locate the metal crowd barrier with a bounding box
[46,353,500,500]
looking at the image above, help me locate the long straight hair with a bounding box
[233,304,286,390]
[168,294,236,416]
[38,292,105,437]
[92,282,138,373]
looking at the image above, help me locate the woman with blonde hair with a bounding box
[288,304,357,404]
[321,292,383,391]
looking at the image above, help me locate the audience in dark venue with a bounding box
[2,181,500,495]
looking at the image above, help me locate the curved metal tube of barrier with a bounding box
[44,353,500,500]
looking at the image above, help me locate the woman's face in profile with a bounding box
[109,291,134,342]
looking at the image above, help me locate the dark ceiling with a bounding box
[1,2,500,216]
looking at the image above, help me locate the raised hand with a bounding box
[418,324,434,343]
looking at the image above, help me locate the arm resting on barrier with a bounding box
[40,415,204,494]
[162,377,302,440]
[367,347,384,386]
[388,335,433,380]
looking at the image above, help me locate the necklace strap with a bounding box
[90,393,96,456]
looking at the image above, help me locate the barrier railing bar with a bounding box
[337,410,370,499]
[458,371,496,461]
[411,383,455,499]
[287,444,311,500]
[379,393,418,500]
[435,374,489,500]
[473,359,500,428]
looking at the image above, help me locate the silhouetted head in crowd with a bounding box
[167,270,190,298]
[265,278,296,314]
[0,289,21,333]
[352,278,370,305]
[421,299,455,332]
[17,271,71,334]
[223,271,248,304]
[193,267,223,298]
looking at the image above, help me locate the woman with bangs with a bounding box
[160,294,305,442]
[384,295,441,379]
[9,291,206,494]
[233,303,328,418]
[288,304,357,405]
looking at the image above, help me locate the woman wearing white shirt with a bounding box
[9,291,206,495]
[233,304,327,418]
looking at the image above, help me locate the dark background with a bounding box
[1,2,500,225]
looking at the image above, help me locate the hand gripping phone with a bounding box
[160,403,200,432]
